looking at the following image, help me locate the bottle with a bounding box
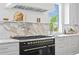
[64,29,66,34]
[37,18,41,23]
[3,17,9,22]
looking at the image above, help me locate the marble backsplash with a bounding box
[62,24,79,34]
[0,22,50,37]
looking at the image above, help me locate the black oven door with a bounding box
[20,45,55,55]
[20,46,48,55]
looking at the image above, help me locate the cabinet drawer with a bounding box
[55,47,73,55]
[55,52,66,55]
[55,37,65,41]
[55,37,67,44]
[0,45,19,53]
[55,41,69,47]
[55,41,68,45]
[0,42,19,53]
[0,43,19,48]
[55,51,72,55]
[0,50,19,55]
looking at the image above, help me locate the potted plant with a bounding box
[49,16,58,35]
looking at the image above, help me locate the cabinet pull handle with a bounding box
[24,46,47,51]
[48,44,55,47]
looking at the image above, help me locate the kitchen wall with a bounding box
[0,3,49,23]
[62,3,79,33]
[0,3,49,38]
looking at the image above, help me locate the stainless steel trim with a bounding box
[19,37,54,42]
[13,5,48,12]
[48,44,55,47]
[24,46,47,51]
[23,44,55,52]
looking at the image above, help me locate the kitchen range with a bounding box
[11,35,55,55]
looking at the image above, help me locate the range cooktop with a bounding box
[11,35,53,40]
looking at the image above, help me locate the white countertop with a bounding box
[0,36,55,43]
[0,38,19,43]
[56,33,79,37]
[0,33,79,43]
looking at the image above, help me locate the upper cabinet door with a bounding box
[63,4,79,25]
[69,4,78,25]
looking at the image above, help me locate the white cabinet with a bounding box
[64,4,79,25]
[55,35,79,55]
[55,36,70,55]
[0,42,19,55]
[66,36,78,54]
[69,4,78,25]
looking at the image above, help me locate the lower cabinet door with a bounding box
[55,46,71,55]
[55,35,79,55]
[0,50,19,55]
[0,42,19,55]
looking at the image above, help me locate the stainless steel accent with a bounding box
[13,5,48,12]
[48,44,55,47]
[24,46,47,51]
[11,35,53,40]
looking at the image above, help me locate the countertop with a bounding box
[0,33,79,43]
[0,36,55,43]
[0,38,19,44]
[56,33,79,37]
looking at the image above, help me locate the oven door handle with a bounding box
[24,46,47,52]
[48,44,55,47]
